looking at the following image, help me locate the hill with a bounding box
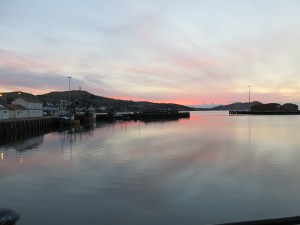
[1,90,192,111]
[211,101,262,110]
[37,90,117,105]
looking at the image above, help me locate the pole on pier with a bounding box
[67,76,72,103]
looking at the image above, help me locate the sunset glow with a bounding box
[1,0,300,105]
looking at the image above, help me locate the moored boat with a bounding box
[80,111,96,123]
[59,114,80,126]
[113,112,131,120]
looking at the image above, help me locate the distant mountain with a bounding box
[211,101,262,110]
[1,90,192,111]
[189,104,220,109]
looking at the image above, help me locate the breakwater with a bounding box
[0,117,58,144]
[129,111,190,120]
[229,110,300,115]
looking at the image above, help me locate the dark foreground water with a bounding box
[1,111,300,225]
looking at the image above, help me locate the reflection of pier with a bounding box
[10,135,44,151]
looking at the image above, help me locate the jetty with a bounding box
[0,116,58,144]
[229,110,300,115]
[229,102,300,115]
[129,111,190,120]
[95,111,190,121]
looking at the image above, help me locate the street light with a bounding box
[67,76,72,103]
[248,85,251,103]
[0,94,7,104]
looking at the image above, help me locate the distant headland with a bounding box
[0,90,192,112]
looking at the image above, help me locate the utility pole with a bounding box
[248,85,251,103]
[67,76,72,103]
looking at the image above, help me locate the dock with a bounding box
[0,116,58,144]
[129,111,190,120]
[229,110,300,115]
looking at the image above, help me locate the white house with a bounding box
[12,96,43,117]
[5,104,28,119]
[0,104,9,120]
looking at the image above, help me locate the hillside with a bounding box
[1,90,192,111]
[211,101,262,110]
[37,90,117,105]
[2,91,262,111]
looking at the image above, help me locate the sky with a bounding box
[1,0,300,106]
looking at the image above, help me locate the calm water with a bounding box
[1,111,300,225]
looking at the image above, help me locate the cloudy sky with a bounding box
[1,0,300,105]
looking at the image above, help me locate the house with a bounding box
[280,103,298,112]
[12,96,43,117]
[251,103,281,112]
[4,104,28,119]
[0,103,9,120]
[43,106,59,116]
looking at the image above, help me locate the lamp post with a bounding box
[67,76,72,103]
[248,85,251,103]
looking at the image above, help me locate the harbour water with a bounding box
[1,111,300,225]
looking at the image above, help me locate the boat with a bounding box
[113,112,130,120]
[80,111,96,123]
[59,114,80,126]
[0,208,21,225]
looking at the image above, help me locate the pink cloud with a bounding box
[0,50,66,71]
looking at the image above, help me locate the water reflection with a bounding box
[2,113,300,225]
[2,135,44,151]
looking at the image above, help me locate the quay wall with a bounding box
[130,112,190,120]
[0,117,59,144]
[229,110,300,115]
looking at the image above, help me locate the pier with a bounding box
[95,111,190,120]
[0,117,58,144]
[129,111,190,120]
[229,110,300,115]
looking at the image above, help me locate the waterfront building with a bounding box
[4,104,28,119]
[0,104,9,120]
[12,96,43,117]
[43,106,59,116]
[280,103,298,111]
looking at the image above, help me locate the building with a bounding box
[251,103,281,112]
[43,106,59,116]
[12,96,43,117]
[251,102,299,112]
[280,103,298,112]
[4,104,28,119]
[0,103,9,120]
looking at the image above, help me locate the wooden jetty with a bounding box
[229,110,300,115]
[0,116,58,144]
[95,111,190,121]
[129,111,190,120]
